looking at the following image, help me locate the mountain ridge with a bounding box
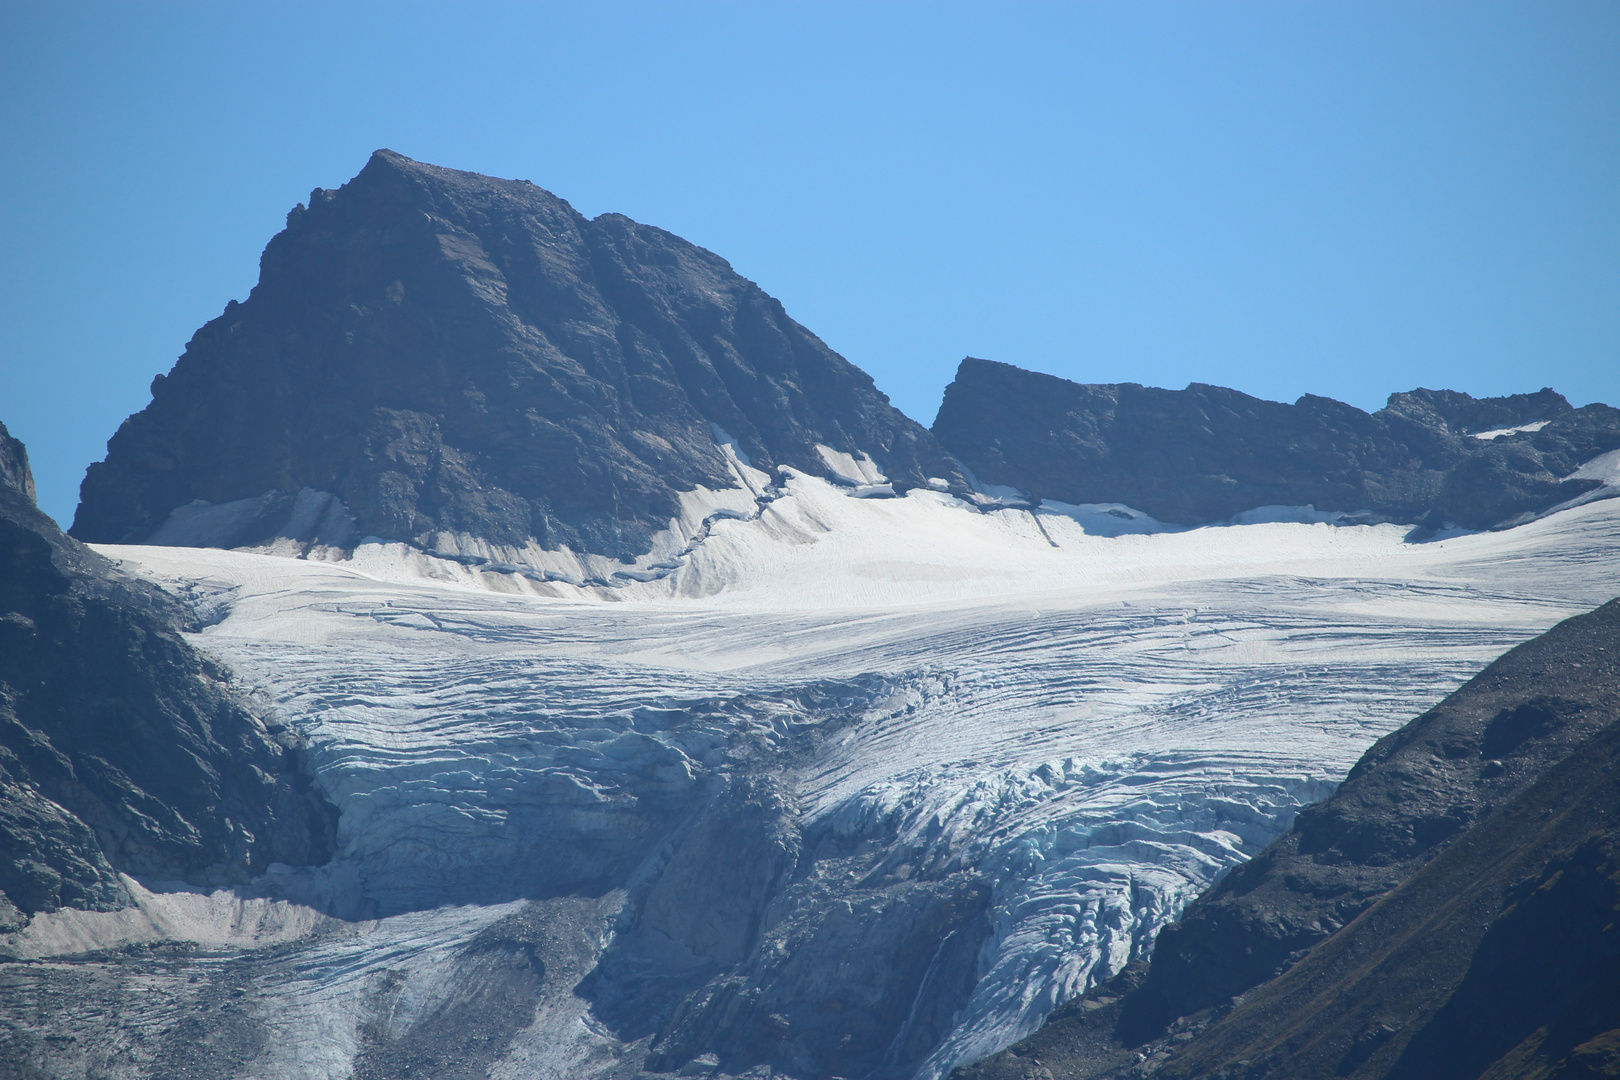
[932,356,1620,531]
[64,155,1620,566]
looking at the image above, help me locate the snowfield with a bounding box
[12,468,1619,1080]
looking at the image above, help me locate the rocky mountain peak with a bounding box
[0,421,36,505]
[71,151,963,563]
[1382,385,1572,435]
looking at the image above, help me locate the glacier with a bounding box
[6,467,1619,1080]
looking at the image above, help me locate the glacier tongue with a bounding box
[40,479,1620,1080]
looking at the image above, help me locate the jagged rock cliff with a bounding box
[955,598,1620,1080]
[0,421,337,930]
[71,150,963,562]
[932,357,1620,530]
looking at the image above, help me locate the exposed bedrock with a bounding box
[1148,679,1620,1080]
[955,597,1620,1080]
[1121,597,1620,1043]
[586,772,994,1080]
[931,356,1620,530]
[70,150,964,559]
[0,422,337,929]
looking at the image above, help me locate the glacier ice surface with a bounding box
[14,471,1618,1080]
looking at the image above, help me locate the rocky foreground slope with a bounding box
[933,357,1620,531]
[0,422,336,930]
[71,150,962,566]
[956,598,1620,1080]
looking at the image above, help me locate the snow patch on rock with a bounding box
[1469,419,1551,439]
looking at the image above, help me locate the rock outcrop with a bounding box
[1120,596,1620,1042]
[584,771,994,1080]
[932,357,1620,530]
[1150,699,1620,1080]
[71,150,963,562]
[954,598,1620,1080]
[0,421,337,930]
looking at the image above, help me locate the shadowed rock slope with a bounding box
[1147,687,1620,1080]
[932,357,1620,530]
[0,422,336,931]
[955,597,1620,1080]
[71,150,962,560]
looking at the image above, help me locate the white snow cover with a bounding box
[76,473,1620,1079]
[1469,419,1551,439]
[1557,447,1620,511]
[814,443,889,487]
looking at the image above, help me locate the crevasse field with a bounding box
[12,451,1620,1080]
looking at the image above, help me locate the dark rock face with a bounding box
[348,904,552,1080]
[71,150,963,560]
[1150,688,1620,1080]
[932,357,1620,530]
[583,772,993,1080]
[1119,597,1620,1042]
[954,599,1620,1080]
[0,421,337,928]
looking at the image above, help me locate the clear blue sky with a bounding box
[3,2,1617,526]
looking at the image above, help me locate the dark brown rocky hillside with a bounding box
[0,421,337,931]
[955,597,1620,1080]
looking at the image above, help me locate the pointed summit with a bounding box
[72,153,962,566]
[0,421,37,505]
